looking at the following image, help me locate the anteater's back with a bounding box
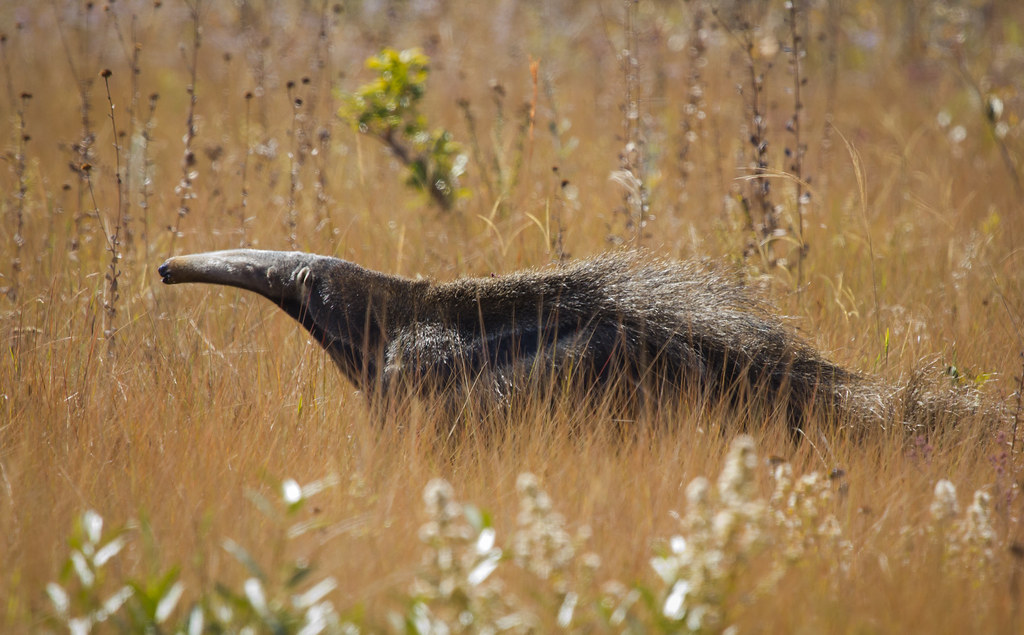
[394,253,855,422]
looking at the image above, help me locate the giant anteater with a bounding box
[158,250,886,427]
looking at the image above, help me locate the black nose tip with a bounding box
[157,261,171,282]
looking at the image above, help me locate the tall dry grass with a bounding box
[2,0,1024,631]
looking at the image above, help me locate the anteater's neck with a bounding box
[311,266,429,393]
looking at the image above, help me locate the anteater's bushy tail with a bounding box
[572,254,993,434]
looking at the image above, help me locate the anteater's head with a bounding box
[158,250,380,367]
[159,249,344,316]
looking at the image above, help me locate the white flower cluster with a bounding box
[46,478,358,635]
[928,479,996,571]
[46,511,136,635]
[770,464,849,566]
[409,474,601,632]
[512,473,580,591]
[651,435,849,632]
[408,478,526,634]
[511,473,599,628]
[651,436,765,632]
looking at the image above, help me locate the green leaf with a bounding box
[463,504,492,532]
[245,488,277,520]
[285,562,313,590]
[222,539,267,581]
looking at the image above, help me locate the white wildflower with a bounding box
[423,478,458,522]
[282,479,303,505]
[686,477,712,518]
[557,591,577,628]
[930,480,959,523]
[467,549,501,586]
[663,580,690,620]
[718,435,757,505]
[961,489,995,563]
[515,473,539,496]
[155,581,184,623]
[244,578,268,618]
[82,510,103,545]
[46,583,69,617]
[93,535,127,567]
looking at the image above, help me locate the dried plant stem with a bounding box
[54,0,97,254]
[746,55,774,246]
[312,0,335,234]
[238,92,253,247]
[286,82,302,250]
[108,10,143,254]
[0,34,27,301]
[313,123,333,238]
[676,2,707,207]
[458,100,493,204]
[139,93,158,265]
[1013,352,1024,458]
[170,0,202,256]
[101,71,124,358]
[954,50,1022,251]
[621,0,648,245]
[954,52,1023,201]
[490,82,509,198]
[816,0,841,199]
[0,32,13,123]
[623,0,639,161]
[836,125,886,368]
[311,1,332,114]
[508,102,530,206]
[786,0,808,288]
[10,92,31,302]
[714,5,777,264]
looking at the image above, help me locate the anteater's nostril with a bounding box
[158,261,176,283]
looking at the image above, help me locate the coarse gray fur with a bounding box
[158,250,873,427]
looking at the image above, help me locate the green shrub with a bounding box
[341,48,468,211]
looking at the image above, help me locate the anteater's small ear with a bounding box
[296,266,315,301]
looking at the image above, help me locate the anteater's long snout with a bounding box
[158,249,312,300]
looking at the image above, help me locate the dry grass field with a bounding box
[2,0,1024,632]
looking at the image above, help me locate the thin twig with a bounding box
[139,93,159,265]
[53,0,97,254]
[286,80,302,250]
[1013,352,1023,458]
[107,8,143,254]
[712,4,777,263]
[169,0,203,256]
[786,0,808,290]
[101,70,123,358]
[4,30,31,300]
[239,91,253,247]
[835,125,886,368]
[621,0,648,245]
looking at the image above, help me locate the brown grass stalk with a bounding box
[786,0,808,289]
[53,0,98,256]
[99,69,123,358]
[169,0,202,257]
